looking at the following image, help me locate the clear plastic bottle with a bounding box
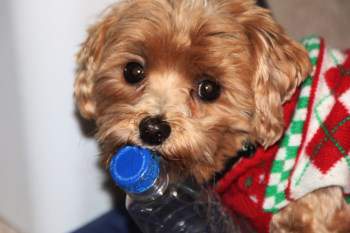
[109,146,241,233]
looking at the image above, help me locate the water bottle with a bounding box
[109,146,241,233]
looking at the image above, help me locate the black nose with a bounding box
[139,116,171,145]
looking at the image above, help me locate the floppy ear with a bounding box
[75,22,107,120]
[74,2,127,119]
[231,1,311,147]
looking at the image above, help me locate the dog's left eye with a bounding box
[123,62,145,84]
[197,79,221,101]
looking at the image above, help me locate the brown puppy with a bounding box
[74,0,350,232]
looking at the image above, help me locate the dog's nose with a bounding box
[139,116,171,145]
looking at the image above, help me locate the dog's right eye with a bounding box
[123,62,145,84]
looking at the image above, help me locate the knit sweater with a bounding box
[215,36,350,233]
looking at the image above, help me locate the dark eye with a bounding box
[197,79,221,101]
[123,62,145,84]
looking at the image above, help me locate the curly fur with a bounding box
[74,0,349,232]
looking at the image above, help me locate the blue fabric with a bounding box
[71,209,142,233]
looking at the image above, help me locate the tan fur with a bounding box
[271,187,350,233]
[74,0,349,232]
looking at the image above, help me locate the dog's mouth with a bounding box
[114,142,165,160]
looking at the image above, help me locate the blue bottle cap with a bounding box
[109,146,160,194]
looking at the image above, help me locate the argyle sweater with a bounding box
[215,36,350,233]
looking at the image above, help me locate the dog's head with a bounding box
[75,0,311,182]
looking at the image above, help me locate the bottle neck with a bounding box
[128,162,169,201]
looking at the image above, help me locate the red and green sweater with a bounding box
[215,36,350,233]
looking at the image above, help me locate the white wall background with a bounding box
[0,0,117,232]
